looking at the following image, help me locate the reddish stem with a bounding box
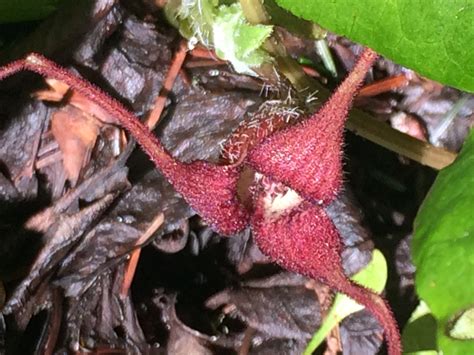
[329,276,401,355]
[0,54,173,167]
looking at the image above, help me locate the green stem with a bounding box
[430,94,469,144]
[315,38,337,78]
[303,297,343,354]
[240,0,270,24]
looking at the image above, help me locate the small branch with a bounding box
[145,40,188,129]
[185,59,227,68]
[309,75,457,170]
[120,212,165,298]
[357,74,410,97]
[190,45,223,60]
[240,0,270,24]
[346,109,457,170]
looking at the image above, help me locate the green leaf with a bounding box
[402,301,438,353]
[165,0,218,45]
[0,0,61,23]
[449,307,474,340]
[165,1,273,75]
[437,320,474,355]
[274,0,474,93]
[412,129,474,354]
[304,249,387,354]
[213,3,273,75]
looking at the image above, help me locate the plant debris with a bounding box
[0,1,471,354]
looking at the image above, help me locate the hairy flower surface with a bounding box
[0,47,401,354]
[247,49,378,204]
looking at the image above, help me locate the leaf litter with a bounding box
[0,0,472,354]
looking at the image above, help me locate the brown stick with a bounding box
[358,74,410,97]
[120,213,164,298]
[185,59,228,68]
[189,46,221,60]
[145,40,188,129]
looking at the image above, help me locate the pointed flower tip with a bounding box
[252,195,401,355]
[247,48,378,204]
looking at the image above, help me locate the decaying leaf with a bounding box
[51,105,100,185]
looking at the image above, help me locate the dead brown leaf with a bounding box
[51,105,100,185]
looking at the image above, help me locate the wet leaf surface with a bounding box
[340,310,384,355]
[206,284,321,340]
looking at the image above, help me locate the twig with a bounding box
[190,46,222,60]
[358,74,410,97]
[185,59,228,68]
[239,0,271,24]
[145,40,188,129]
[347,109,457,170]
[239,0,316,92]
[238,327,256,355]
[120,212,165,298]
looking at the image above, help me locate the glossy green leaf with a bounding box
[413,129,474,354]
[0,0,61,23]
[274,0,474,93]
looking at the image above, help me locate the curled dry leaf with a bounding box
[3,193,116,315]
[340,310,384,355]
[35,78,121,125]
[51,105,100,185]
